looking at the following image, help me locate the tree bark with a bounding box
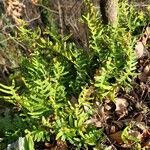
[100,0,118,26]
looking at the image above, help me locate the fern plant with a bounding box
[0,0,147,149]
[0,28,103,149]
[82,0,138,100]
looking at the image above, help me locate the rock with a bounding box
[6,137,25,150]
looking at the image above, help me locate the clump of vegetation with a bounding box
[0,0,149,149]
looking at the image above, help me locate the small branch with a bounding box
[26,15,41,23]
[34,3,59,15]
[0,37,11,44]
[58,0,64,38]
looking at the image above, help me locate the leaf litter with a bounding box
[85,24,150,150]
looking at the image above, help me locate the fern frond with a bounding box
[83,0,137,100]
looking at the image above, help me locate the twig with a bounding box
[103,133,118,150]
[9,35,27,51]
[34,3,58,15]
[0,37,11,44]
[69,1,84,21]
[58,0,64,38]
[26,15,41,23]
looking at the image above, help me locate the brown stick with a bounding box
[58,0,64,38]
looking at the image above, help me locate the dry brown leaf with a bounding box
[104,103,112,111]
[86,102,112,128]
[103,99,113,111]
[145,26,150,39]
[128,130,142,141]
[4,0,25,25]
[143,139,150,148]
[138,73,148,82]
[86,117,102,127]
[135,114,144,122]
[31,0,38,5]
[115,98,129,119]
[110,125,118,134]
[45,142,54,148]
[135,41,144,58]
[141,36,148,46]
[139,63,150,82]
[138,25,150,47]
[143,64,150,75]
[53,140,68,150]
[100,106,111,122]
[141,128,150,142]
[110,131,123,144]
[136,122,147,131]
